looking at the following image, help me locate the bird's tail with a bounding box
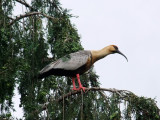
[37,72,51,79]
[37,73,44,79]
[32,72,43,79]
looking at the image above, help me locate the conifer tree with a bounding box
[0,0,159,119]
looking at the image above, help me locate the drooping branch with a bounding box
[56,87,133,102]
[41,87,133,111]
[36,87,160,119]
[9,12,56,25]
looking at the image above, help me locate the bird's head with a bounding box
[108,45,128,61]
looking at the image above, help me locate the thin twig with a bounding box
[9,12,55,25]
[63,95,64,120]
[81,90,83,120]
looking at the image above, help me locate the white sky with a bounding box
[12,0,160,118]
[60,0,160,107]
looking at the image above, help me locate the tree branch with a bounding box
[38,87,160,118]
[9,12,56,25]
[40,87,134,111]
[56,87,133,102]
[15,0,34,11]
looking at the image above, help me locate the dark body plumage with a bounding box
[38,50,92,79]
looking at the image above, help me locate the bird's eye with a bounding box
[113,45,118,50]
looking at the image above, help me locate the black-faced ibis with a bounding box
[38,45,128,92]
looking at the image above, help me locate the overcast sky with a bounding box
[13,0,160,118]
[60,0,160,107]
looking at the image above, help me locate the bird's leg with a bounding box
[72,77,78,91]
[76,74,85,92]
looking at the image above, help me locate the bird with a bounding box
[38,45,128,92]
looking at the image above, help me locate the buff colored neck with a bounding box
[91,46,112,63]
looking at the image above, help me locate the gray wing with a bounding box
[39,50,91,74]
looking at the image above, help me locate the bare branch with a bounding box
[56,87,133,102]
[39,87,134,111]
[9,12,55,26]
[8,16,14,20]
[15,0,34,11]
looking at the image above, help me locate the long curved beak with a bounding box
[117,50,128,62]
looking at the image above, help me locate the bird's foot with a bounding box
[77,86,86,92]
[72,87,78,91]
[72,87,86,92]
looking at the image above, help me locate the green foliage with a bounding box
[0,0,160,119]
[0,1,17,113]
[124,94,160,120]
